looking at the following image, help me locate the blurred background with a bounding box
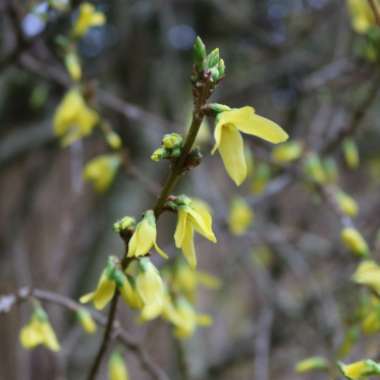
[1,0,380,379]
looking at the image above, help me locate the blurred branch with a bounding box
[0,287,169,380]
[368,0,380,25]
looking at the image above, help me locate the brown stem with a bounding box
[368,0,380,25]
[86,71,214,380]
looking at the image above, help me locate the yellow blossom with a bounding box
[272,141,303,164]
[174,197,217,268]
[341,227,369,257]
[211,106,288,185]
[65,52,81,81]
[295,356,328,373]
[83,154,121,192]
[73,2,106,38]
[343,138,360,169]
[362,297,380,334]
[53,89,99,146]
[171,297,212,339]
[127,210,167,259]
[20,307,60,352]
[109,351,129,380]
[347,0,379,34]
[228,197,254,236]
[353,260,380,295]
[135,258,165,320]
[338,359,380,380]
[77,308,97,334]
[335,191,359,217]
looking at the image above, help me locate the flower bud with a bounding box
[193,36,207,70]
[207,48,220,68]
[295,357,328,373]
[271,141,303,163]
[162,133,183,149]
[336,191,359,217]
[151,147,167,162]
[228,197,254,236]
[109,351,129,380]
[343,138,359,169]
[304,152,327,184]
[208,103,231,114]
[341,227,369,257]
[338,360,380,380]
[77,308,96,334]
[113,216,136,234]
[65,52,81,81]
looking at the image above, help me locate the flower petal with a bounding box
[218,124,247,186]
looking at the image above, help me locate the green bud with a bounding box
[208,103,231,114]
[193,37,207,70]
[162,133,183,149]
[343,138,359,170]
[113,216,136,233]
[207,48,220,68]
[218,58,225,78]
[151,147,166,162]
[106,131,122,150]
[210,67,220,82]
[304,152,327,184]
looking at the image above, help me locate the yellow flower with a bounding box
[336,191,359,218]
[341,227,369,257]
[228,197,254,236]
[353,260,380,295]
[77,308,97,334]
[343,138,360,169]
[83,154,121,192]
[174,197,217,268]
[135,258,165,320]
[304,152,327,184]
[272,141,303,164]
[109,351,129,380]
[347,0,379,34]
[127,210,168,259]
[338,359,380,380]
[172,260,220,300]
[211,106,288,186]
[73,2,106,38]
[295,356,328,373]
[65,52,81,81]
[362,298,380,334]
[20,307,60,352]
[53,89,99,146]
[170,297,212,339]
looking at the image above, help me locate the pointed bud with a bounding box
[193,37,207,70]
[207,48,220,68]
[341,227,369,257]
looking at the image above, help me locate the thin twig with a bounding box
[86,70,215,380]
[368,0,380,26]
[0,287,169,380]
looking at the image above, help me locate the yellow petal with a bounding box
[218,124,247,186]
[128,218,155,257]
[20,320,44,349]
[41,323,60,352]
[226,106,288,144]
[187,200,217,243]
[182,224,197,269]
[93,275,116,310]
[174,209,188,248]
[80,292,95,304]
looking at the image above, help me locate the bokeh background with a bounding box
[1,0,380,379]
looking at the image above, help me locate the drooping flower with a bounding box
[347,0,379,34]
[174,197,217,268]
[341,227,369,257]
[228,197,254,236]
[135,258,165,320]
[19,306,60,352]
[166,297,212,339]
[295,356,329,374]
[272,141,303,164]
[76,308,97,334]
[73,2,106,38]
[53,89,99,146]
[127,210,168,259]
[211,106,288,186]
[109,351,129,380]
[338,359,380,380]
[83,154,121,192]
[352,260,380,295]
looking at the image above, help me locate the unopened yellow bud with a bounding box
[109,351,129,380]
[151,147,166,162]
[341,227,369,257]
[65,52,81,81]
[353,260,380,295]
[113,216,136,233]
[338,359,380,380]
[162,133,183,149]
[228,197,254,236]
[106,131,122,150]
[304,152,327,184]
[77,308,96,334]
[336,191,358,217]
[343,138,359,169]
[295,356,328,373]
[272,141,303,164]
